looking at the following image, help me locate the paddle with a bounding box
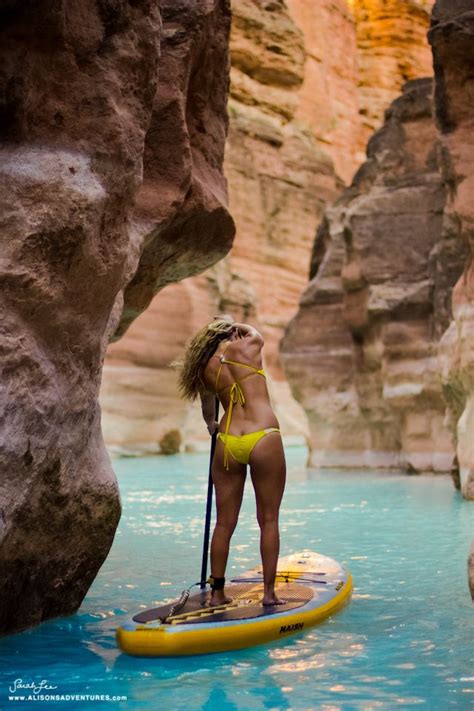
[200,397,220,590]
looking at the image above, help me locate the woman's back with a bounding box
[202,339,279,435]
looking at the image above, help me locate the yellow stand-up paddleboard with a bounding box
[116,550,352,657]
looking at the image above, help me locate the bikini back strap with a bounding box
[213,344,266,469]
[221,382,246,470]
[216,368,266,395]
[220,357,265,374]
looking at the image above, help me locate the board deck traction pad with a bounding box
[133,571,328,626]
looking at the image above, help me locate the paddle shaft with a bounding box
[200,397,220,590]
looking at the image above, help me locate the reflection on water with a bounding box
[0,448,473,710]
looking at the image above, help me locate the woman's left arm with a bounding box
[200,390,218,435]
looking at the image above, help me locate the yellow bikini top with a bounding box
[214,341,266,468]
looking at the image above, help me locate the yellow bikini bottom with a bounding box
[217,428,281,468]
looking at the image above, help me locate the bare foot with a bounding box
[262,595,287,606]
[208,592,232,607]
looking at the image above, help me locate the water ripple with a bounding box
[1,451,473,711]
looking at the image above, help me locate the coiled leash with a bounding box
[159,576,226,624]
[160,588,192,623]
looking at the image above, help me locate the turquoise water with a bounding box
[1,447,473,710]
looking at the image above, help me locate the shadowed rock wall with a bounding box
[115,0,235,339]
[0,0,233,636]
[428,0,474,598]
[429,0,474,502]
[281,79,466,471]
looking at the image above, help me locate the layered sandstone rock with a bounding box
[222,0,340,434]
[285,0,360,183]
[281,79,466,471]
[101,0,436,454]
[242,0,436,185]
[286,0,435,182]
[429,0,474,501]
[0,0,233,636]
[103,0,340,451]
[352,0,434,156]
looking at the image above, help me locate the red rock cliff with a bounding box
[0,0,233,636]
[103,0,342,452]
[102,0,435,454]
[429,0,474,501]
[287,0,434,182]
[281,79,466,472]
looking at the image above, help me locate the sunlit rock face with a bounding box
[287,0,434,183]
[101,0,436,453]
[0,0,233,636]
[280,79,466,472]
[352,0,435,158]
[103,0,341,450]
[221,0,341,439]
[429,1,474,500]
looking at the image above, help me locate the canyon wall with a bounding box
[104,0,342,452]
[352,0,435,161]
[281,79,466,471]
[429,0,474,500]
[281,0,474,491]
[102,0,435,454]
[0,0,233,636]
[287,0,434,183]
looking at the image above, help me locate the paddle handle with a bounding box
[200,397,219,590]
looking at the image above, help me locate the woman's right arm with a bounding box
[200,390,218,435]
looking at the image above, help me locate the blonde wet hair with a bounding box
[175,318,234,401]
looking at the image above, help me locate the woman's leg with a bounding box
[249,432,286,605]
[209,438,246,605]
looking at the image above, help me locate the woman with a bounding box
[177,316,286,608]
